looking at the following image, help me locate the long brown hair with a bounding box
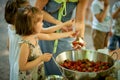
[15,6,43,36]
[4,0,29,25]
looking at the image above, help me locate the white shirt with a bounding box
[8,24,21,80]
[91,0,112,32]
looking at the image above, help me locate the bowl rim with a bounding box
[45,75,64,79]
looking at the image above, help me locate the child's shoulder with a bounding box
[20,36,36,47]
[8,24,15,30]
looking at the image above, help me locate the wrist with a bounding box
[39,56,44,62]
[56,20,62,25]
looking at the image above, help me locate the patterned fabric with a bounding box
[111,1,120,36]
[19,40,45,80]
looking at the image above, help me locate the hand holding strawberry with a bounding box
[72,37,85,50]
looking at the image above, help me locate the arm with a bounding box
[37,31,74,40]
[41,19,74,33]
[95,7,108,22]
[112,8,120,19]
[19,43,44,71]
[75,0,89,38]
[35,0,62,24]
[35,0,48,10]
[41,24,64,33]
[95,0,109,22]
[42,10,62,24]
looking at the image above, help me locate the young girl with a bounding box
[15,6,75,80]
[5,0,30,80]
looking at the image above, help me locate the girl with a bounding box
[15,6,75,80]
[5,0,30,80]
[5,0,74,80]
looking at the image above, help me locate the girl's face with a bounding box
[34,15,43,33]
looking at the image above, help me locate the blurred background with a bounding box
[0,0,119,80]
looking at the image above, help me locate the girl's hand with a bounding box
[72,31,80,37]
[61,19,75,32]
[64,19,75,27]
[66,31,78,38]
[41,53,52,62]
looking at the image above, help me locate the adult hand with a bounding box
[75,22,85,38]
[72,37,86,50]
[72,22,85,49]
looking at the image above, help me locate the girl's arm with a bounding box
[41,20,74,33]
[37,31,74,40]
[19,43,44,71]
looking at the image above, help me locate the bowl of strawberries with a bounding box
[55,49,116,80]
